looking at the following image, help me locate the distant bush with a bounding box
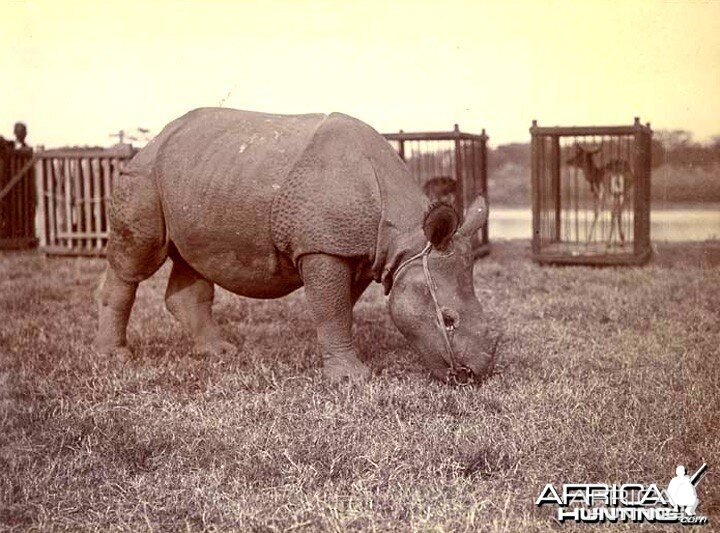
[652,164,720,205]
[651,130,720,168]
[399,131,720,206]
[488,143,530,173]
[487,162,720,207]
[486,130,720,207]
[488,163,530,206]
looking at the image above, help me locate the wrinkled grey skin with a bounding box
[388,224,496,382]
[95,108,494,382]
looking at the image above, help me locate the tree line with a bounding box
[486,130,720,205]
[489,130,720,171]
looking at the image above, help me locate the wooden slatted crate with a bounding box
[34,145,137,255]
[383,125,489,257]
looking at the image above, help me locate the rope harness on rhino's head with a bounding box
[392,242,473,385]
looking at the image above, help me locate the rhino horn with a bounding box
[423,202,460,250]
[457,196,488,237]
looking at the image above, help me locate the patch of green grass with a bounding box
[1,242,718,531]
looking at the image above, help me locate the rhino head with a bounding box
[384,197,498,384]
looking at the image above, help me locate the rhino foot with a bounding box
[193,338,238,357]
[322,352,371,382]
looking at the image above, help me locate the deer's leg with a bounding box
[588,193,601,243]
[617,198,625,246]
[608,206,617,246]
[607,193,616,246]
[588,208,599,242]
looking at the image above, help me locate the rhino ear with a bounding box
[423,202,460,250]
[457,196,488,237]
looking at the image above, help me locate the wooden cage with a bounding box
[0,143,37,250]
[383,125,489,257]
[34,146,137,255]
[530,118,652,265]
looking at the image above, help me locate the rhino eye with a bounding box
[441,307,460,330]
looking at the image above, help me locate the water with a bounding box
[489,208,720,241]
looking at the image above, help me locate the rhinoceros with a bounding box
[95,108,497,382]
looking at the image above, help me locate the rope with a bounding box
[392,241,471,382]
[422,249,461,373]
[393,242,432,280]
[0,154,38,202]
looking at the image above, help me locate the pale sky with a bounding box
[2,0,719,148]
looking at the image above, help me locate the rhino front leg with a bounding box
[300,254,371,382]
[165,252,237,356]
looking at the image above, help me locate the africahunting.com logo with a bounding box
[536,464,709,525]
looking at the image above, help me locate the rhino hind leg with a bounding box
[299,253,371,382]
[95,268,138,359]
[96,173,168,358]
[165,249,237,356]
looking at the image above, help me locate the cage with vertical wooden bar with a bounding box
[383,125,490,257]
[530,118,652,265]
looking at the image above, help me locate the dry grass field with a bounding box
[1,241,719,532]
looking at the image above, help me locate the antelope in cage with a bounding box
[566,144,633,246]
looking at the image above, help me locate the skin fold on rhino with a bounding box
[95,107,498,383]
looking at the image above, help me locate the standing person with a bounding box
[14,122,30,151]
